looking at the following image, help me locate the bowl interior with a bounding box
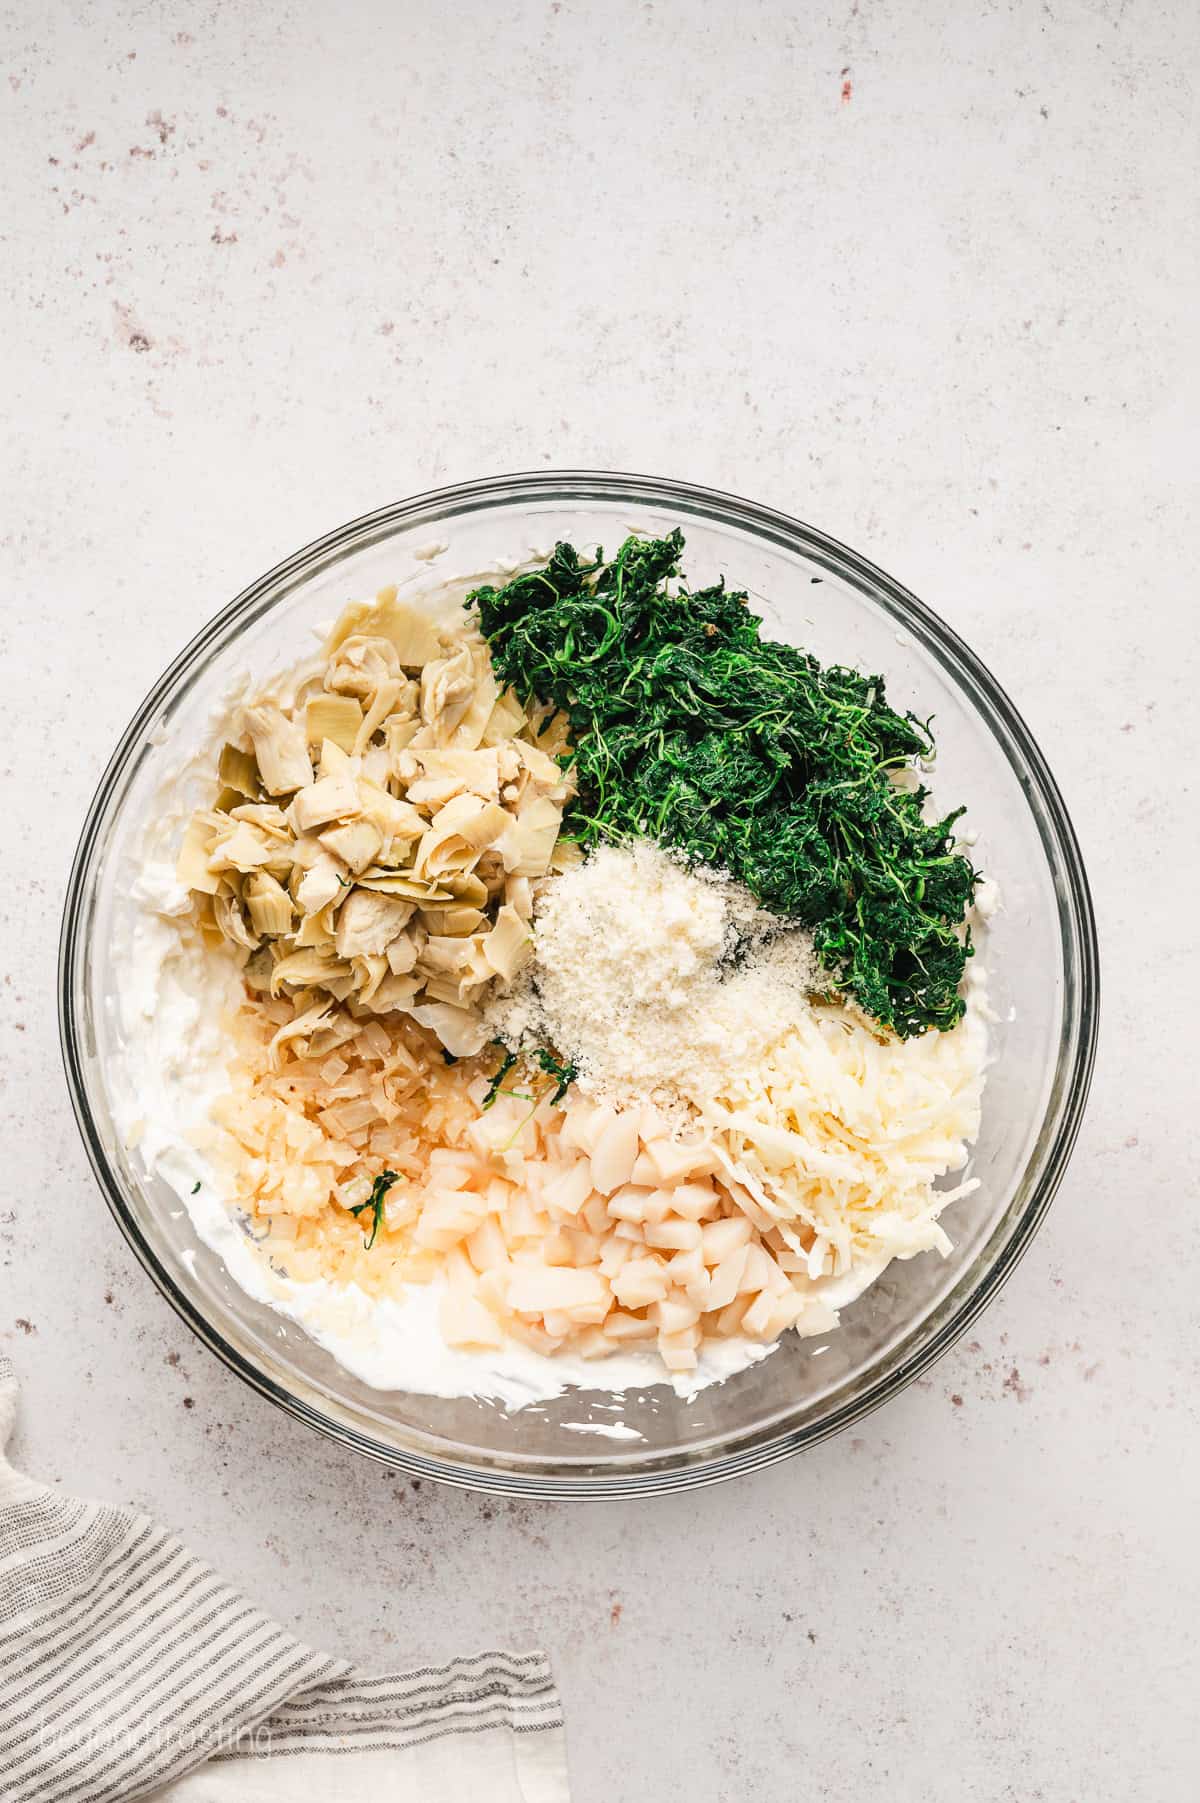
[62,475,1096,1494]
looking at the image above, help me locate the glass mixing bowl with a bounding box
[59,472,1099,1497]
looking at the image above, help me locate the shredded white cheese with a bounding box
[702,963,990,1275]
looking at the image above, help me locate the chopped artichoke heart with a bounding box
[440,906,488,937]
[480,689,527,746]
[385,934,419,975]
[366,972,422,1012]
[245,870,295,938]
[229,802,291,837]
[294,909,336,950]
[355,872,454,901]
[406,1001,491,1057]
[214,890,259,952]
[244,704,313,796]
[410,748,501,799]
[325,590,445,669]
[176,816,222,894]
[304,693,363,753]
[481,902,532,982]
[270,948,351,996]
[442,649,499,752]
[496,795,563,877]
[414,795,510,878]
[405,775,466,809]
[442,870,490,908]
[334,891,415,960]
[218,743,260,798]
[295,852,347,916]
[319,819,383,874]
[350,952,390,1005]
[318,739,353,779]
[549,836,584,873]
[357,781,425,841]
[207,820,282,874]
[384,716,421,763]
[517,740,566,786]
[353,678,405,755]
[290,774,361,834]
[176,583,574,1043]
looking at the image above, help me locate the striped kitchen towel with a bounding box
[0,1354,567,1802]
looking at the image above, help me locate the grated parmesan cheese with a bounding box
[486,840,817,1112]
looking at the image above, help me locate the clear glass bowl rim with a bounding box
[58,469,1100,1498]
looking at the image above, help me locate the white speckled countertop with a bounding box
[3,2,1198,1796]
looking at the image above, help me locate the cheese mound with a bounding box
[488,840,817,1111]
[702,969,989,1281]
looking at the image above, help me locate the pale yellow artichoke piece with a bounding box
[325,591,443,670]
[244,704,313,796]
[317,738,353,779]
[218,742,260,799]
[416,937,481,982]
[290,773,361,834]
[334,891,415,960]
[358,744,391,788]
[481,902,533,983]
[294,909,336,950]
[270,947,351,996]
[442,870,490,908]
[439,905,487,937]
[419,972,478,1007]
[440,641,498,752]
[384,715,421,766]
[480,688,527,747]
[353,678,405,755]
[324,632,402,696]
[242,946,275,993]
[504,874,533,921]
[363,971,421,1012]
[304,1011,360,1058]
[213,889,260,952]
[176,815,222,895]
[528,707,572,757]
[414,794,510,878]
[495,795,562,877]
[405,774,466,810]
[419,643,475,740]
[319,819,383,875]
[229,802,291,838]
[405,1000,490,1057]
[268,999,334,1069]
[294,850,348,916]
[206,820,280,875]
[356,779,425,842]
[516,740,566,786]
[549,837,584,873]
[385,933,419,975]
[372,840,418,871]
[410,748,501,799]
[349,952,390,1005]
[304,693,363,753]
[245,870,294,939]
[355,870,453,901]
